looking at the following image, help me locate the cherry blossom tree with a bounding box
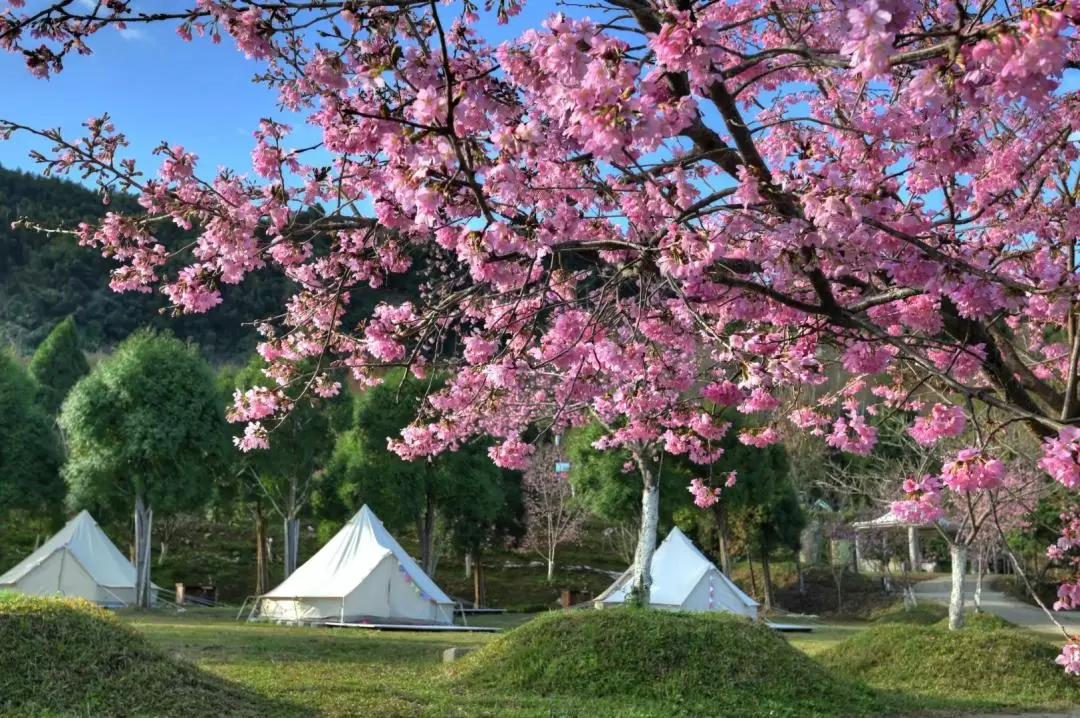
[5,0,1080,667]
[521,442,587,583]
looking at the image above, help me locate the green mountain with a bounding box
[0,165,419,362]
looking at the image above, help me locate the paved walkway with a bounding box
[913,576,1080,638]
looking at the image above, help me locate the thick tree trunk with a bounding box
[419,495,438,577]
[134,495,153,609]
[760,540,776,612]
[949,543,968,630]
[714,503,731,575]
[254,505,270,595]
[629,451,659,607]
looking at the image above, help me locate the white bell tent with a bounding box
[0,510,156,607]
[257,505,456,624]
[594,526,758,619]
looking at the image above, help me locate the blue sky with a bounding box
[0,2,568,181]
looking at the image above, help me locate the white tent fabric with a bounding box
[0,510,155,607]
[259,505,455,624]
[594,527,758,619]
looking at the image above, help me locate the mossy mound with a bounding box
[451,609,878,717]
[0,595,300,717]
[820,621,1080,709]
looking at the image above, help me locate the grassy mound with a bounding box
[0,595,301,717]
[867,602,947,625]
[819,620,1080,710]
[451,609,878,717]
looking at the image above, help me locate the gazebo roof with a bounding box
[850,511,957,531]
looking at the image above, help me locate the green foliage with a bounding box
[452,609,878,717]
[318,369,508,552]
[28,315,90,415]
[0,595,297,716]
[216,355,350,517]
[60,329,229,517]
[820,621,1080,710]
[566,422,690,528]
[0,351,65,519]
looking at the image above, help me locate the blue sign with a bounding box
[554,461,571,473]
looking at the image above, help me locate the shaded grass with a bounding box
[819,615,1080,711]
[0,596,301,717]
[451,609,881,717]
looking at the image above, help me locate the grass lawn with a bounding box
[102,607,1077,717]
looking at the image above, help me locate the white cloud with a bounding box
[118,26,148,41]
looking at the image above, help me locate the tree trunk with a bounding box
[629,451,659,607]
[473,549,485,608]
[283,478,301,578]
[747,550,758,597]
[760,540,776,612]
[254,505,270,595]
[283,516,300,578]
[158,539,168,567]
[419,495,438,577]
[974,548,984,613]
[949,543,967,630]
[464,552,472,579]
[907,526,921,572]
[714,503,731,575]
[134,495,153,609]
[795,550,805,595]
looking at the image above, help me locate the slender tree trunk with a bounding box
[629,449,659,607]
[254,503,270,595]
[974,548,984,613]
[158,539,167,567]
[796,550,805,595]
[464,552,472,579]
[419,495,438,577]
[949,543,968,630]
[747,550,758,597]
[760,539,776,612]
[134,495,153,609]
[714,503,731,575]
[283,515,300,578]
[907,527,920,572]
[472,547,485,608]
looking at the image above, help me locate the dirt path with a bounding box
[913,576,1080,638]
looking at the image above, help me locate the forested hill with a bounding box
[0,165,417,363]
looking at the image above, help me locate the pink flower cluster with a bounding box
[940,449,1006,492]
[1040,427,1080,489]
[688,473,737,509]
[909,404,966,446]
[890,475,944,524]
